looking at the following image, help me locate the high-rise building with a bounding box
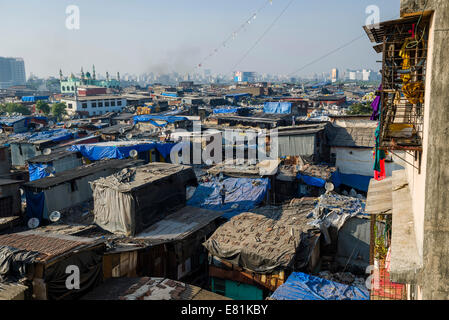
[331,68,339,83]
[0,57,26,89]
[234,71,256,83]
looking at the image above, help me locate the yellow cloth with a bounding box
[402,82,424,104]
[399,40,411,84]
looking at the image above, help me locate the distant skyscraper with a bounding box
[0,57,26,89]
[331,68,339,83]
[234,71,256,83]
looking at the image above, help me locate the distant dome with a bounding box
[86,72,91,78]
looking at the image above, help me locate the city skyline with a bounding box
[0,0,399,78]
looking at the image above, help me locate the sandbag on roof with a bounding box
[203,198,319,273]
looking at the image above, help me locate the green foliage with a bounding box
[347,102,373,115]
[36,100,50,115]
[0,103,31,115]
[51,102,67,120]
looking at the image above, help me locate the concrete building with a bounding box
[331,68,339,83]
[0,57,26,89]
[364,1,449,300]
[61,95,127,117]
[59,66,120,94]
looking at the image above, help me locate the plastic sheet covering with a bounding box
[0,246,40,282]
[25,190,47,221]
[0,116,28,126]
[263,102,292,114]
[270,272,369,300]
[10,129,75,143]
[297,171,342,188]
[68,142,177,161]
[133,115,188,127]
[28,163,50,181]
[213,107,239,114]
[308,193,366,244]
[187,177,269,219]
[45,249,103,300]
[339,173,371,192]
[21,96,49,102]
[92,185,135,236]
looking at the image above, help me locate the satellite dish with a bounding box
[135,123,141,130]
[19,188,24,196]
[126,133,133,140]
[48,121,54,126]
[67,122,72,128]
[43,148,52,155]
[28,217,40,229]
[119,127,126,134]
[49,211,61,223]
[0,129,3,134]
[44,166,55,174]
[325,182,334,192]
[129,149,138,158]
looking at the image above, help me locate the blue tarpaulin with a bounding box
[0,116,28,126]
[270,272,369,300]
[28,163,51,181]
[10,129,75,143]
[297,171,342,188]
[25,191,47,221]
[339,173,372,192]
[68,142,177,161]
[187,177,270,219]
[133,115,188,127]
[21,96,49,102]
[213,107,240,114]
[263,102,292,114]
[161,92,178,98]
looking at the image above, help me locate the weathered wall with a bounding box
[400,0,449,299]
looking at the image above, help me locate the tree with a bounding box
[36,100,50,115]
[51,102,68,120]
[347,102,373,115]
[0,103,31,115]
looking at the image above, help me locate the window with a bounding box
[111,100,116,107]
[105,101,110,107]
[92,102,97,108]
[98,102,103,107]
[92,111,96,115]
[117,100,122,106]
[82,103,87,109]
[68,103,73,109]
[62,86,65,91]
[71,86,74,91]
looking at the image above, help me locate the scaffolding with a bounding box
[364,15,431,153]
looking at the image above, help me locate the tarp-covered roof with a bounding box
[9,128,76,144]
[263,102,292,114]
[203,198,319,273]
[68,141,177,161]
[133,115,188,127]
[270,272,369,300]
[187,177,270,219]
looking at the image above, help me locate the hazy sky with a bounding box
[0,0,400,78]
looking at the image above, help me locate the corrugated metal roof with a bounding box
[0,230,99,262]
[329,127,376,148]
[135,206,222,241]
[81,277,231,300]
